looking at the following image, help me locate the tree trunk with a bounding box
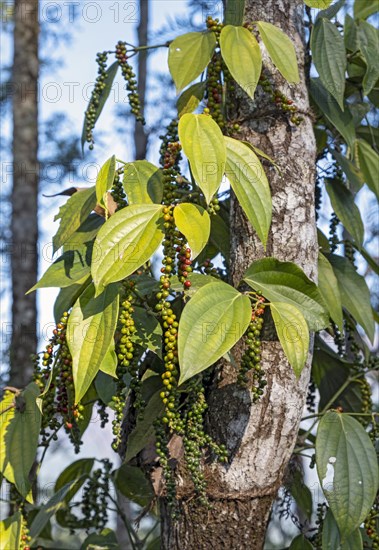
[133,0,149,160]
[10,0,39,387]
[161,1,317,548]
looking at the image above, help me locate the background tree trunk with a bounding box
[10,0,39,387]
[134,0,149,160]
[161,1,317,548]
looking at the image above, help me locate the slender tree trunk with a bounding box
[161,1,317,548]
[134,0,149,160]
[10,0,39,386]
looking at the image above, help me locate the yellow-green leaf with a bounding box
[257,21,300,84]
[225,137,272,247]
[220,25,262,99]
[0,512,22,550]
[92,204,164,291]
[67,283,119,403]
[174,203,210,259]
[178,281,251,384]
[96,155,116,206]
[270,302,309,378]
[304,0,332,7]
[178,113,226,204]
[168,31,216,93]
[177,82,206,117]
[123,161,163,205]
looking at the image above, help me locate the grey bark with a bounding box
[161,1,317,548]
[10,0,39,387]
[134,0,149,160]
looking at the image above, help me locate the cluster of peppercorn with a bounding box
[238,297,267,401]
[207,196,221,215]
[81,461,111,531]
[112,289,138,451]
[306,378,316,413]
[205,54,225,129]
[311,502,328,548]
[258,72,303,126]
[84,52,109,150]
[115,41,145,125]
[111,169,127,211]
[365,499,379,549]
[33,313,83,453]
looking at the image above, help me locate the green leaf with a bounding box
[132,306,163,358]
[99,344,118,377]
[124,391,164,462]
[220,25,262,99]
[318,228,331,253]
[0,512,21,550]
[357,21,379,95]
[53,187,97,253]
[289,534,314,550]
[168,31,216,93]
[123,161,163,205]
[30,479,86,541]
[178,281,251,384]
[225,137,272,247]
[0,391,16,483]
[354,0,378,20]
[174,203,210,259]
[67,283,120,403]
[81,62,119,152]
[316,411,378,538]
[357,139,379,198]
[310,78,356,148]
[224,0,245,25]
[257,21,300,84]
[177,82,206,117]
[2,383,41,501]
[28,245,92,292]
[95,371,117,406]
[270,302,309,377]
[311,18,346,109]
[317,0,346,21]
[179,114,226,204]
[325,179,364,246]
[92,204,164,291]
[330,148,364,193]
[55,458,94,496]
[113,464,153,507]
[96,155,116,207]
[244,258,329,331]
[209,213,230,261]
[288,470,313,520]
[81,529,119,550]
[54,279,91,324]
[328,254,375,342]
[304,0,332,7]
[322,509,363,550]
[345,14,359,52]
[318,253,343,333]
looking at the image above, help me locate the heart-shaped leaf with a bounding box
[220,25,262,99]
[224,136,272,247]
[92,204,164,291]
[168,32,216,93]
[316,411,378,538]
[179,113,226,204]
[178,281,251,384]
[257,21,300,83]
[123,161,163,205]
[244,257,329,331]
[174,203,210,259]
[270,302,309,377]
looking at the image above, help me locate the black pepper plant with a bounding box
[1,1,378,548]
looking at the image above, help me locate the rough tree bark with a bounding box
[10,0,39,387]
[161,1,317,548]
